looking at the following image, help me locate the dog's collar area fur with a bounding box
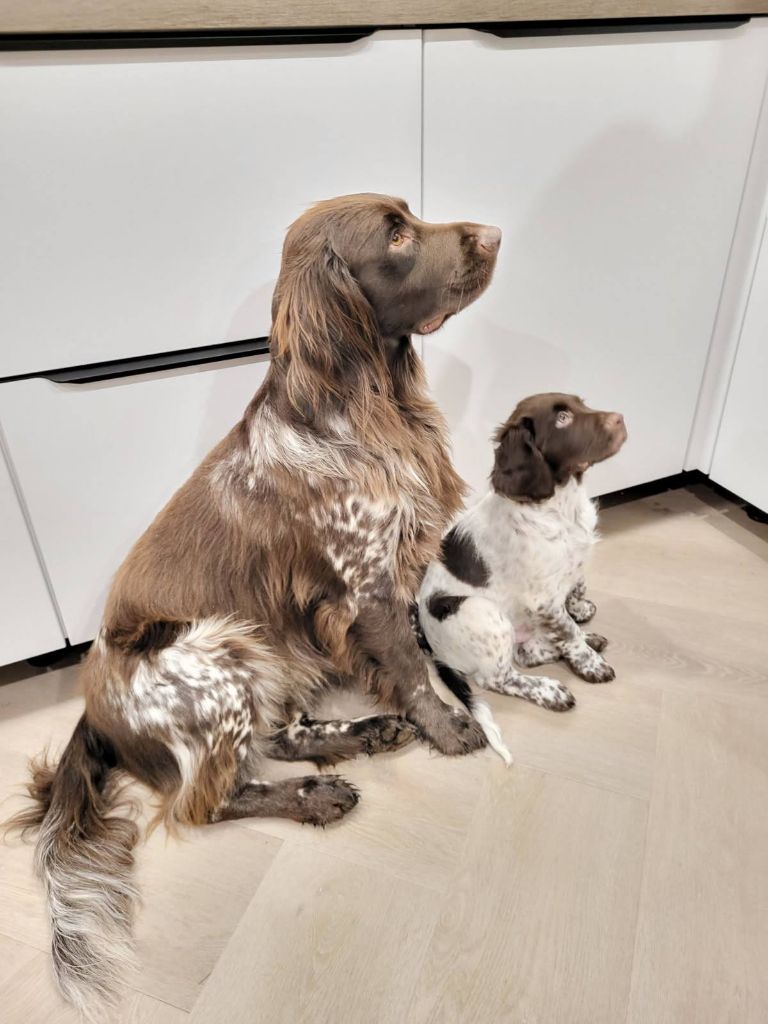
[492,474,585,505]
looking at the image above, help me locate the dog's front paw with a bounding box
[414,706,487,756]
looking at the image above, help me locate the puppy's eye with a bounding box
[390,229,405,247]
[555,409,573,428]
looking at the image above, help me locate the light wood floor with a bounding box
[1,484,767,1023]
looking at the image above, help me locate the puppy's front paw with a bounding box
[414,707,487,756]
[533,676,576,710]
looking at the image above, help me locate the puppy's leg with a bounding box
[485,670,576,712]
[265,712,417,767]
[566,578,597,624]
[210,776,359,827]
[514,636,559,667]
[429,595,575,713]
[518,619,606,658]
[537,604,615,683]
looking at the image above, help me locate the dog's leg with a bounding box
[264,712,417,767]
[514,636,560,667]
[536,604,615,683]
[210,776,359,826]
[566,578,597,624]
[352,600,487,757]
[468,616,573,709]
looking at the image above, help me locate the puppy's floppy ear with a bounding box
[491,417,555,501]
[272,241,386,415]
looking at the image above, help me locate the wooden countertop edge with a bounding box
[1,1,767,37]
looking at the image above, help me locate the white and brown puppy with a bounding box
[418,394,627,761]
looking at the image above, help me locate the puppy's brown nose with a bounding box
[474,225,502,253]
[604,412,625,431]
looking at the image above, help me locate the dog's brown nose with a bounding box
[604,412,625,431]
[474,225,502,253]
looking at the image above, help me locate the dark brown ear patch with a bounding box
[491,423,555,502]
[427,592,467,621]
[440,527,490,586]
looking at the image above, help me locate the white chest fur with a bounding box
[464,478,598,618]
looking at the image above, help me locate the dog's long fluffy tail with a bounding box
[5,714,139,1021]
[433,661,513,767]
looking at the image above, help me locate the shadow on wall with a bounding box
[193,353,270,463]
[227,279,275,343]
[71,354,269,634]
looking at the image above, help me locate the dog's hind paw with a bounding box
[584,633,609,653]
[567,598,597,624]
[573,657,615,684]
[297,776,360,826]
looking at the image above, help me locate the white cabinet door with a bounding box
[0,30,421,378]
[0,437,65,665]
[710,215,768,512]
[422,24,768,497]
[0,356,270,645]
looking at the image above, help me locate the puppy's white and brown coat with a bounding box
[418,394,627,761]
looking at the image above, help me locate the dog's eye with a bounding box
[390,230,405,247]
[555,409,573,428]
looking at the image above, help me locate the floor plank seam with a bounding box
[0,924,47,957]
[622,688,666,1024]
[235,822,457,895]
[505,757,652,805]
[122,981,192,1016]
[0,928,46,958]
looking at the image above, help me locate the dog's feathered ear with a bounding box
[491,417,555,501]
[271,241,384,413]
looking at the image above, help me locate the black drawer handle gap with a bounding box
[1,337,270,385]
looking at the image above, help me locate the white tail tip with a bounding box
[472,699,513,767]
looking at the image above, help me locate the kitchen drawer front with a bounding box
[0,355,269,645]
[0,434,65,665]
[422,23,768,497]
[0,30,421,378]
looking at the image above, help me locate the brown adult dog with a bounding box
[7,194,500,1019]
